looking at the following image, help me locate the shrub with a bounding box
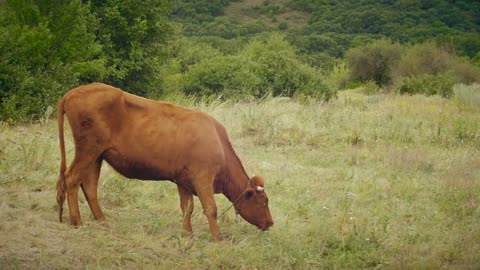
[278,22,288,30]
[240,33,335,99]
[397,74,455,98]
[0,0,106,121]
[346,39,403,86]
[450,61,480,84]
[170,38,223,72]
[473,52,480,68]
[181,33,336,100]
[394,42,480,85]
[345,81,363,90]
[395,42,453,79]
[300,52,338,71]
[361,81,382,95]
[182,55,263,98]
[324,62,350,90]
[0,0,173,121]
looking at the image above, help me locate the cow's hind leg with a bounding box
[65,162,83,226]
[81,158,105,221]
[65,155,102,226]
[177,185,194,236]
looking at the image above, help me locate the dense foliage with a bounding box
[289,0,480,58]
[171,0,267,38]
[173,0,480,58]
[179,34,334,100]
[0,0,172,121]
[1,0,479,121]
[346,39,403,86]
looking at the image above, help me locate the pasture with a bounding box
[0,87,479,269]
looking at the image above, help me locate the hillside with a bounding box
[173,0,480,57]
[224,0,309,30]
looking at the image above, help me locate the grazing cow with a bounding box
[56,83,273,240]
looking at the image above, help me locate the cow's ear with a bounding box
[244,187,255,200]
[251,175,265,187]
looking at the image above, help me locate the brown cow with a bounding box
[56,83,273,240]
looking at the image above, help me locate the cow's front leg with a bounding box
[177,184,194,236]
[194,177,223,241]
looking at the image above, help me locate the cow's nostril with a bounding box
[262,220,273,230]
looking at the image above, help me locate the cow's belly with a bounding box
[102,147,173,180]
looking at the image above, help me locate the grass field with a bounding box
[1,86,479,269]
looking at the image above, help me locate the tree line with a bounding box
[1,0,479,122]
[0,0,172,121]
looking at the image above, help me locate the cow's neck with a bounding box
[222,150,251,203]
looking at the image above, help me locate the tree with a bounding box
[0,0,104,121]
[89,0,173,95]
[0,0,174,121]
[346,39,403,86]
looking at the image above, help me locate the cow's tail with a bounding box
[56,95,67,222]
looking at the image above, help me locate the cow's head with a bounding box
[235,175,274,230]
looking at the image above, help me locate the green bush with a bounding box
[324,62,350,90]
[394,42,480,85]
[240,33,334,99]
[473,52,480,68]
[397,74,455,98]
[0,0,105,121]
[181,34,335,100]
[182,55,263,98]
[450,61,480,84]
[170,38,223,72]
[0,0,173,121]
[278,22,288,30]
[89,0,173,95]
[346,39,403,86]
[395,43,452,79]
[361,81,382,95]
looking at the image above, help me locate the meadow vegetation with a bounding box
[1,88,479,269]
[1,0,480,268]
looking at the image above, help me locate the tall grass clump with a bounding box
[453,83,480,109]
[360,80,382,95]
[324,61,350,90]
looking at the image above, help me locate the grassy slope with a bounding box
[223,0,309,30]
[0,89,479,269]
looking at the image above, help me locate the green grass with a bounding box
[1,88,479,269]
